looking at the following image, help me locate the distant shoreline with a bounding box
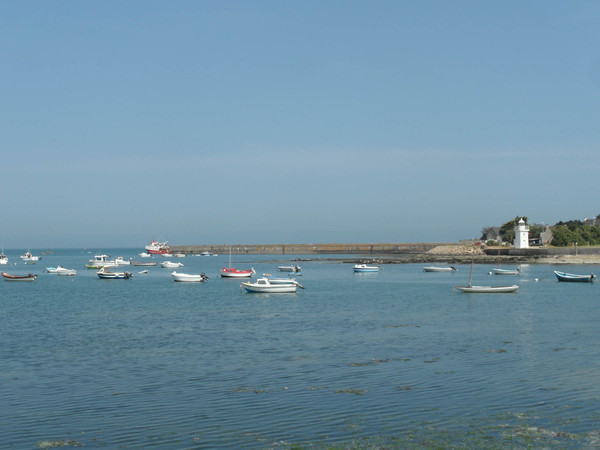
[170,243,600,265]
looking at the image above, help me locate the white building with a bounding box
[514,218,529,249]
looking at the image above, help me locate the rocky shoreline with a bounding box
[173,243,600,265]
[292,245,600,265]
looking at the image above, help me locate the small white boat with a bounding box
[20,251,39,261]
[278,265,302,273]
[456,255,518,293]
[114,256,131,265]
[493,250,520,275]
[455,285,519,293]
[241,277,303,293]
[0,253,8,265]
[492,268,520,275]
[423,266,457,272]
[174,253,186,258]
[97,266,132,279]
[45,265,63,273]
[353,264,380,273]
[263,274,301,285]
[130,260,157,266]
[56,267,77,276]
[161,261,183,268]
[171,271,209,282]
[86,254,117,269]
[139,252,152,258]
[3,272,37,281]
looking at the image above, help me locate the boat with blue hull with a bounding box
[554,270,596,282]
[353,264,380,273]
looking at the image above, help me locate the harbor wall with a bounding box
[170,242,450,255]
[485,247,600,256]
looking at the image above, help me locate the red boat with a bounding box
[3,272,37,281]
[145,240,170,255]
[220,267,255,278]
[220,247,255,278]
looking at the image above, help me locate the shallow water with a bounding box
[2,250,600,448]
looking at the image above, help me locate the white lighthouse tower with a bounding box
[514,218,529,249]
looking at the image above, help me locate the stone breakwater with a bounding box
[171,243,600,265]
[170,242,450,255]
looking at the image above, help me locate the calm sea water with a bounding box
[2,249,600,448]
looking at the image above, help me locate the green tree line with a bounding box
[551,220,600,246]
[483,216,600,247]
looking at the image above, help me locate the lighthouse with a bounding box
[514,218,529,249]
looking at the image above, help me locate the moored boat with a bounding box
[554,271,596,282]
[3,272,37,281]
[0,252,7,265]
[130,260,158,267]
[241,277,303,293]
[145,240,170,255]
[423,266,457,272]
[161,261,183,268]
[493,250,520,275]
[114,256,131,265]
[221,267,254,278]
[262,274,301,284]
[455,253,519,293]
[353,264,380,273]
[492,268,520,275]
[171,271,209,282]
[86,254,117,269]
[97,266,132,279]
[20,251,40,261]
[455,285,519,293]
[56,267,77,276]
[278,265,301,273]
[221,247,254,278]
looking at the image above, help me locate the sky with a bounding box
[2,1,600,248]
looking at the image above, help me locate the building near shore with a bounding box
[514,218,529,249]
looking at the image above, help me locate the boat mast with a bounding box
[467,252,474,288]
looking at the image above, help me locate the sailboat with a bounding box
[220,247,255,278]
[492,248,520,275]
[455,252,519,293]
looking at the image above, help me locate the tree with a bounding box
[481,227,496,241]
[550,221,600,246]
[550,225,577,247]
[499,216,528,244]
[529,224,545,240]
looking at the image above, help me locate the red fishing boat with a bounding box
[145,240,170,255]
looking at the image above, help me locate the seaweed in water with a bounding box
[335,388,366,395]
[37,440,82,448]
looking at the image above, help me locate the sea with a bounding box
[1,248,600,449]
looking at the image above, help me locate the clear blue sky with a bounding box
[2,1,599,248]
